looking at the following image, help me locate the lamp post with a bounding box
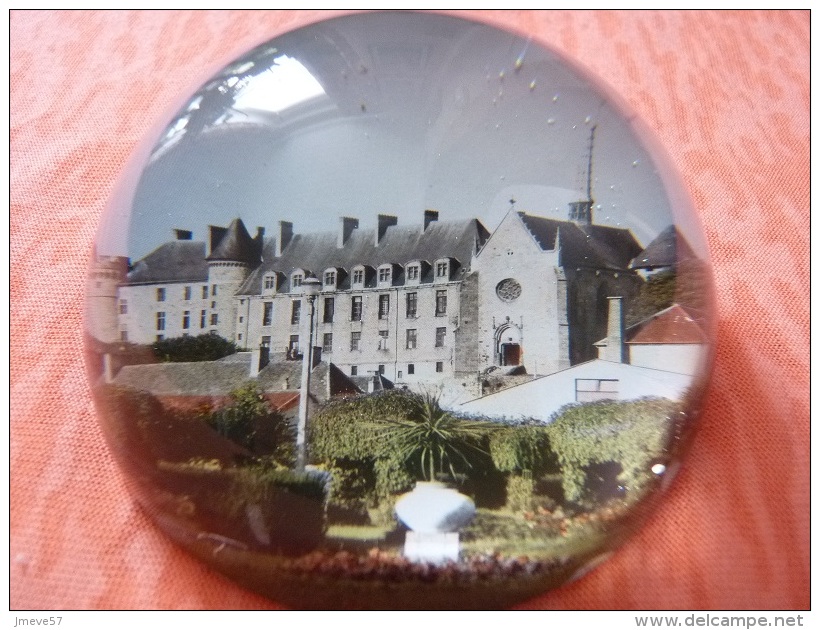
[296,276,321,471]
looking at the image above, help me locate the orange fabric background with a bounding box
[9,10,809,610]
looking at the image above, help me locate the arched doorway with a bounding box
[495,323,523,367]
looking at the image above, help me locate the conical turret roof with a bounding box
[207,218,260,265]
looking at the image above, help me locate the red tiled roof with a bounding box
[626,304,708,344]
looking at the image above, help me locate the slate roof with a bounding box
[350,374,395,392]
[517,212,642,270]
[629,224,695,270]
[112,359,358,397]
[238,218,490,294]
[624,303,709,345]
[126,241,208,285]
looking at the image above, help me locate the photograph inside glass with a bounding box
[84,11,715,607]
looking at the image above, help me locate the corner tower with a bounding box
[206,218,262,340]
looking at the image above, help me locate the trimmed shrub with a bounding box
[489,424,554,475]
[506,473,535,513]
[310,391,500,510]
[546,398,679,504]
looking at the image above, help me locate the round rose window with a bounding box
[496,278,522,302]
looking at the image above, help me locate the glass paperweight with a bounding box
[85,11,716,609]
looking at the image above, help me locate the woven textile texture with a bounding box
[10,10,809,610]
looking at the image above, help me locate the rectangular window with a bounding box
[264,275,275,290]
[575,379,620,403]
[353,269,364,284]
[237,333,242,341]
[379,267,391,283]
[378,364,385,375]
[118,299,127,315]
[378,330,389,350]
[407,363,415,375]
[239,316,244,323]
[202,286,208,299]
[398,370,403,379]
[292,274,303,289]
[406,329,417,349]
[350,331,361,351]
[323,297,335,323]
[184,286,192,300]
[156,287,166,302]
[435,290,447,316]
[211,301,216,309]
[261,335,271,347]
[378,294,390,319]
[291,300,301,325]
[156,311,166,331]
[435,327,446,347]
[351,296,363,321]
[406,265,419,281]
[324,271,336,286]
[323,333,333,353]
[289,335,300,356]
[351,365,358,376]
[436,262,448,278]
[211,284,218,296]
[182,311,190,329]
[406,292,418,318]
[156,334,164,342]
[210,313,218,326]
[436,361,443,373]
[120,330,128,342]
[200,310,207,328]
[263,301,273,326]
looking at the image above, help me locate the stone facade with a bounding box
[96,206,646,388]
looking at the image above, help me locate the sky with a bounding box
[96,11,706,262]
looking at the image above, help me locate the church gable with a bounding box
[475,211,549,263]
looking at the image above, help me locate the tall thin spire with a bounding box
[586,124,597,203]
[568,124,597,226]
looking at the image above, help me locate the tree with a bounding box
[368,392,493,483]
[152,333,237,363]
[204,383,292,463]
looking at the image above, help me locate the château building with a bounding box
[92,203,645,388]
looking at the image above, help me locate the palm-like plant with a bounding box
[373,393,492,483]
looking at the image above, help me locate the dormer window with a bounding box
[291,273,303,291]
[264,274,276,291]
[406,265,419,281]
[352,267,365,286]
[436,261,449,278]
[323,269,337,289]
[378,265,392,285]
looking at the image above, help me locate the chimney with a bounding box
[375,214,397,246]
[276,221,293,257]
[174,229,192,240]
[423,209,439,231]
[103,353,115,384]
[601,296,626,363]
[250,344,270,378]
[254,227,265,259]
[338,216,359,248]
